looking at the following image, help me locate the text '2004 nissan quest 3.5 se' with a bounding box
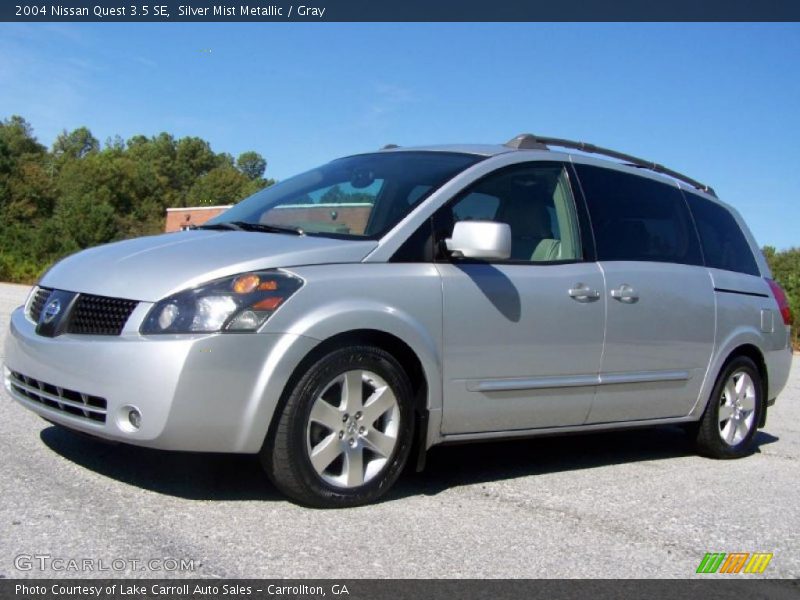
[3,134,793,507]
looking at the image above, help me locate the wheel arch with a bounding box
[262,328,437,468]
[694,341,769,427]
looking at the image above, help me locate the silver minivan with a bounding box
[3,134,793,507]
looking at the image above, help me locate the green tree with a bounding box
[236,151,267,180]
[53,194,117,253]
[53,126,100,160]
[0,116,54,224]
[176,137,218,183]
[763,246,800,349]
[185,165,255,206]
[0,115,274,283]
[0,115,46,157]
[105,134,125,152]
[5,159,54,221]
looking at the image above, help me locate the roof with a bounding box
[379,143,513,157]
[378,134,715,196]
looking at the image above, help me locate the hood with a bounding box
[40,230,377,302]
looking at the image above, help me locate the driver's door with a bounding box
[437,162,606,434]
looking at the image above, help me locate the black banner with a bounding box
[3,580,800,600]
[3,0,800,22]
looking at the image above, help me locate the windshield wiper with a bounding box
[192,222,245,231]
[230,221,306,236]
[192,221,305,235]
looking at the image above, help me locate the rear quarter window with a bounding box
[684,192,760,276]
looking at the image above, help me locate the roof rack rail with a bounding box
[504,133,715,196]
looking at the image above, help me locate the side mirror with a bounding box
[444,220,511,260]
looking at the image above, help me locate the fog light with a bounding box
[128,408,142,429]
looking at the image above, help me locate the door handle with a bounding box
[568,284,600,302]
[610,284,639,303]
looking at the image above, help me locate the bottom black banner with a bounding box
[2,579,799,600]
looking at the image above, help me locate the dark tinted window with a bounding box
[575,164,702,265]
[684,192,759,276]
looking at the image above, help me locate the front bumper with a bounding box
[3,306,318,453]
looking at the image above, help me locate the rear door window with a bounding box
[684,192,759,276]
[574,164,702,265]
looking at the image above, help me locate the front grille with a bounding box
[26,287,138,336]
[28,287,52,322]
[67,294,139,336]
[7,370,107,423]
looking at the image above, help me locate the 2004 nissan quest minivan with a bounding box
[3,134,793,507]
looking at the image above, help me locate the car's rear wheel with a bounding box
[262,345,414,507]
[694,356,762,459]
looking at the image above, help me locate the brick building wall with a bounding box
[164,206,232,232]
[165,204,372,235]
[263,204,371,235]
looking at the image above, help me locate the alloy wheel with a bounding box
[717,369,756,446]
[305,369,401,488]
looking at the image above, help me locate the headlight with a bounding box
[140,270,303,334]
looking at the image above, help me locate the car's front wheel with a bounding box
[262,345,414,507]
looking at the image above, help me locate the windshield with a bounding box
[206,151,483,238]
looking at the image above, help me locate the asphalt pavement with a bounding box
[0,282,797,579]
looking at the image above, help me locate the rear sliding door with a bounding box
[573,163,715,422]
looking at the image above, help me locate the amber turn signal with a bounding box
[258,280,278,291]
[252,297,283,311]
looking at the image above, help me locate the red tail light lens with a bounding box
[766,278,793,325]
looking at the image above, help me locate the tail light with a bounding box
[766,278,792,325]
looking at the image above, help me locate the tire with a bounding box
[262,345,415,508]
[694,356,763,459]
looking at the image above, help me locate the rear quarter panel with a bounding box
[691,269,792,418]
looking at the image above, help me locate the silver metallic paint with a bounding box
[586,263,715,423]
[5,306,318,452]
[438,261,605,433]
[40,230,377,302]
[2,145,793,456]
